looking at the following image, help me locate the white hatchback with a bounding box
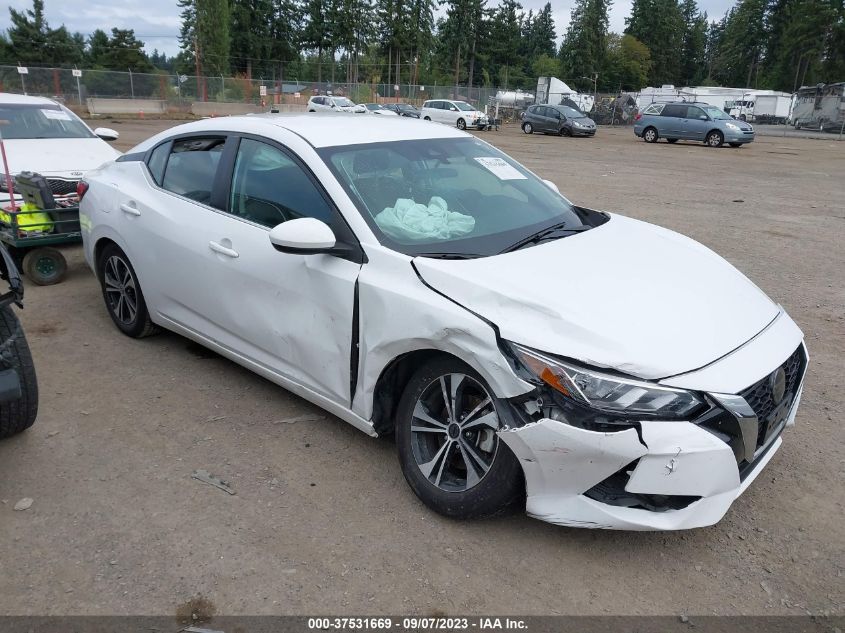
[307,95,366,114]
[421,99,490,130]
[79,115,807,530]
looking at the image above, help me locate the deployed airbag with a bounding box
[375,196,475,241]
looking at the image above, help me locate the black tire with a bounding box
[522,122,533,134]
[667,138,679,143]
[456,118,466,130]
[395,356,524,519]
[560,127,572,137]
[21,247,67,286]
[729,142,742,148]
[706,130,724,147]
[97,244,159,338]
[643,126,658,143]
[423,116,431,121]
[0,306,38,439]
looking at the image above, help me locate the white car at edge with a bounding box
[78,114,807,531]
[421,99,490,130]
[307,95,367,114]
[0,93,120,204]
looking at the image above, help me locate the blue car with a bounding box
[634,101,755,147]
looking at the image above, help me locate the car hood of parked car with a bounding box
[413,213,779,381]
[1,138,120,180]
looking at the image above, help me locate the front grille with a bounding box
[47,179,79,196]
[739,345,806,448]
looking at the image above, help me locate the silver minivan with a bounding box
[633,101,755,147]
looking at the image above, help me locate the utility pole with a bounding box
[129,68,135,99]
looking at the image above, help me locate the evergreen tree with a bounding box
[230,0,274,77]
[680,0,708,84]
[711,0,767,86]
[99,28,154,72]
[560,0,611,89]
[301,0,334,83]
[87,29,110,68]
[6,0,50,64]
[625,0,685,85]
[178,0,231,77]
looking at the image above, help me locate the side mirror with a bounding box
[269,218,336,255]
[542,179,560,194]
[94,127,119,141]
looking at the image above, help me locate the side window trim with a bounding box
[143,140,172,185]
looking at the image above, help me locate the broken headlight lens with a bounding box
[507,342,704,419]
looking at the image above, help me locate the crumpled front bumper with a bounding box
[498,396,800,530]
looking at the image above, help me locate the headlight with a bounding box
[726,122,740,130]
[508,342,704,419]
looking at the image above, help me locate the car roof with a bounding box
[129,113,469,151]
[0,92,60,106]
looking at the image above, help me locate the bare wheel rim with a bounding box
[410,373,500,493]
[104,255,138,325]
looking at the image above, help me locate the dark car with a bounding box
[382,103,421,118]
[522,104,596,137]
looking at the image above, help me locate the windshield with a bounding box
[557,106,584,118]
[0,104,94,139]
[703,106,731,120]
[365,104,380,110]
[333,98,355,107]
[455,102,476,112]
[398,104,417,111]
[318,137,601,257]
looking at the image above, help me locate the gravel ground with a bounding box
[0,120,842,617]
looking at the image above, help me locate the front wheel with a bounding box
[643,127,658,143]
[98,244,159,338]
[560,127,572,137]
[396,357,524,519]
[706,130,724,147]
[456,118,466,130]
[522,122,533,134]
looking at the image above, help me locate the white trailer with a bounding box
[752,94,792,123]
[535,76,595,113]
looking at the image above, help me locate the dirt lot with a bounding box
[0,120,842,617]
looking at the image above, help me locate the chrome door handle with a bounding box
[120,202,141,216]
[209,241,239,258]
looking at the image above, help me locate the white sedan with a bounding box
[79,114,807,530]
[0,92,120,204]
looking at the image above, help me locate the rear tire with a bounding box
[423,116,431,121]
[97,244,159,339]
[395,356,524,519]
[22,247,67,286]
[0,306,38,439]
[643,127,658,143]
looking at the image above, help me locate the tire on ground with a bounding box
[0,306,38,439]
[395,355,524,519]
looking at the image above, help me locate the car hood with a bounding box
[0,138,120,178]
[574,116,596,126]
[413,214,779,380]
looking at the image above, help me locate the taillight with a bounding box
[635,113,642,121]
[77,180,89,200]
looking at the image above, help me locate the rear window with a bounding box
[642,103,665,115]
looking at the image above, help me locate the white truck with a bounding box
[728,93,792,123]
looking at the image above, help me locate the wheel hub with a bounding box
[448,423,460,439]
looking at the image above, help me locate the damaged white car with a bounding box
[78,115,808,530]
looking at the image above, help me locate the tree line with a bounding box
[1,0,843,94]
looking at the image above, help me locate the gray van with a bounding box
[633,101,755,147]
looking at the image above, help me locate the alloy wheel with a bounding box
[707,132,723,147]
[410,373,500,492]
[103,255,138,325]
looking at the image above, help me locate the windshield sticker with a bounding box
[474,157,527,180]
[40,109,73,121]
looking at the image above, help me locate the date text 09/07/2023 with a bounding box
[306,617,528,630]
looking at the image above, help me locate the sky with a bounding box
[1,0,737,60]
